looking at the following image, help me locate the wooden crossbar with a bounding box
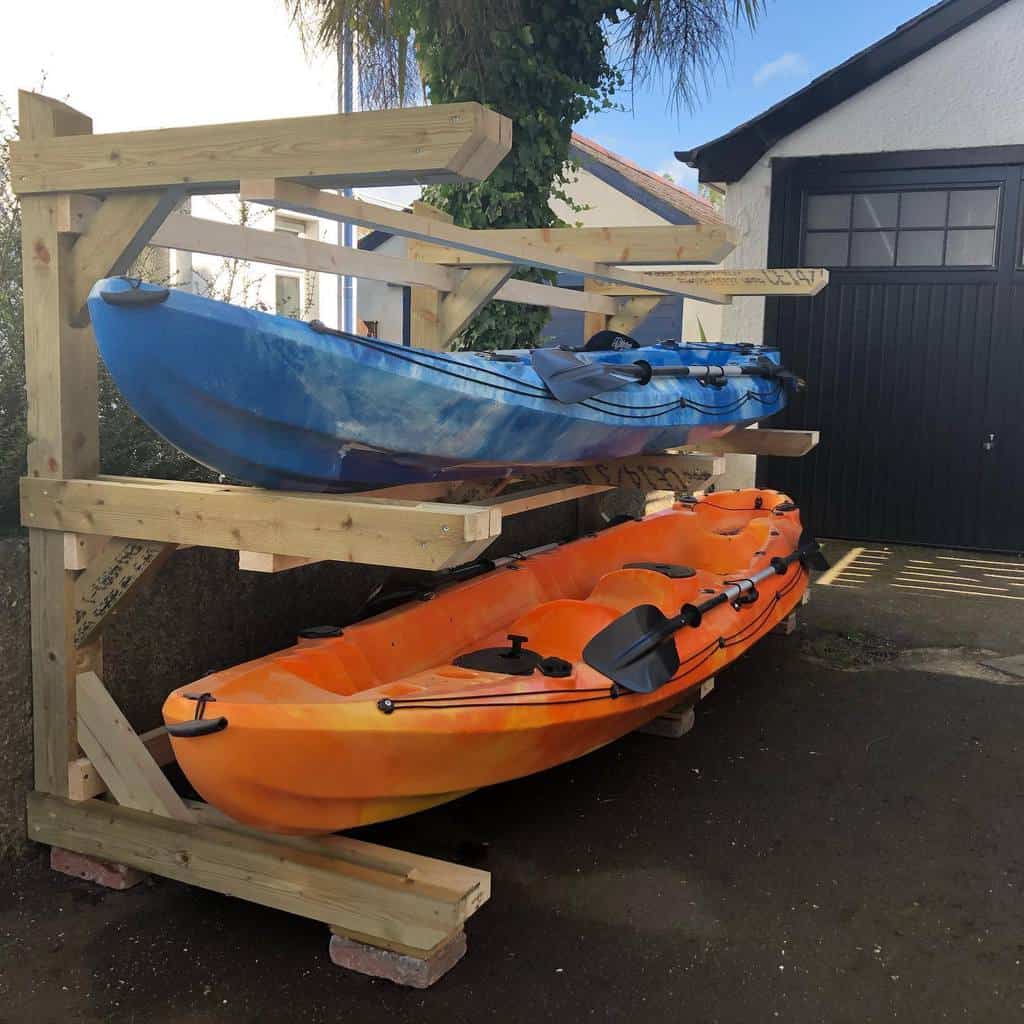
[11,99,511,195]
[241,180,732,305]
[408,223,740,266]
[148,213,622,317]
[593,267,830,298]
[21,476,502,571]
[28,792,489,954]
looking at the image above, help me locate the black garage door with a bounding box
[759,149,1024,553]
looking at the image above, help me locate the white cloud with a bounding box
[753,52,810,87]
[657,161,699,194]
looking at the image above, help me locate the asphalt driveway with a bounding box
[2,539,1023,1023]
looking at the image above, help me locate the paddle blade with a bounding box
[583,604,681,693]
[798,529,830,572]
[531,347,637,403]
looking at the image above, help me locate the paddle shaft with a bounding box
[619,543,811,665]
[616,361,772,383]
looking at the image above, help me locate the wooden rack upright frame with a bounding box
[13,89,824,979]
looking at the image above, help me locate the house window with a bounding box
[803,187,999,268]
[275,274,302,318]
[274,215,319,318]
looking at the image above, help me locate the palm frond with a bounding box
[613,0,766,112]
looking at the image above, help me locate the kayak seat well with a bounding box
[175,500,779,704]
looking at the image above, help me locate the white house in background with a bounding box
[356,132,726,347]
[154,195,342,328]
[677,0,1024,552]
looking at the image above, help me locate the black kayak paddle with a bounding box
[531,346,803,404]
[583,530,829,693]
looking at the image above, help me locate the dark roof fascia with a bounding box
[358,228,393,251]
[676,0,1014,183]
[569,143,697,225]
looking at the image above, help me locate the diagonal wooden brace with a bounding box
[73,537,175,648]
[439,264,515,345]
[75,671,192,821]
[68,188,183,325]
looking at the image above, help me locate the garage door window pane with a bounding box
[853,193,898,229]
[948,189,998,227]
[805,232,849,266]
[945,228,995,266]
[850,231,896,267]
[896,230,944,266]
[900,190,948,228]
[806,194,850,230]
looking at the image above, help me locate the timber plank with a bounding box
[241,181,731,304]
[68,725,174,801]
[19,91,101,797]
[608,295,662,335]
[72,538,175,648]
[75,672,191,821]
[409,223,739,266]
[21,476,502,571]
[699,428,820,458]
[11,101,511,195]
[27,794,485,952]
[510,454,725,494]
[593,267,829,298]
[68,190,182,323]
[439,264,515,345]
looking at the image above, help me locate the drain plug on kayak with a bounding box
[453,633,543,675]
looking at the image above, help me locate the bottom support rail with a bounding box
[27,792,490,957]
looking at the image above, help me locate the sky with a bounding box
[578,0,939,191]
[1,0,940,199]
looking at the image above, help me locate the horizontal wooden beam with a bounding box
[476,483,611,517]
[21,476,502,572]
[150,214,623,317]
[154,212,455,290]
[698,428,820,458]
[409,223,739,267]
[496,277,619,315]
[594,267,830,298]
[241,180,731,305]
[511,454,725,493]
[11,100,511,195]
[236,480,605,573]
[27,792,488,954]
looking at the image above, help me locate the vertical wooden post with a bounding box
[583,278,610,342]
[19,91,102,796]
[408,201,452,350]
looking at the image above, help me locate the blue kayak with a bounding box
[88,278,792,490]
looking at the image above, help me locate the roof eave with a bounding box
[676,0,1014,184]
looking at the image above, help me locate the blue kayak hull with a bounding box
[88,279,789,490]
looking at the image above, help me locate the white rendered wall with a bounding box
[713,0,1024,488]
[549,167,674,227]
[721,0,1024,348]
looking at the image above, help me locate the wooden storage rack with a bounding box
[13,89,823,982]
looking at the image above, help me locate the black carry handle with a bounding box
[100,286,170,307]
[166,716,228,738]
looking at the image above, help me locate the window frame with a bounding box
[801,183,1003,271]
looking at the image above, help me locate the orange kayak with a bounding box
[163,489,811,835]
